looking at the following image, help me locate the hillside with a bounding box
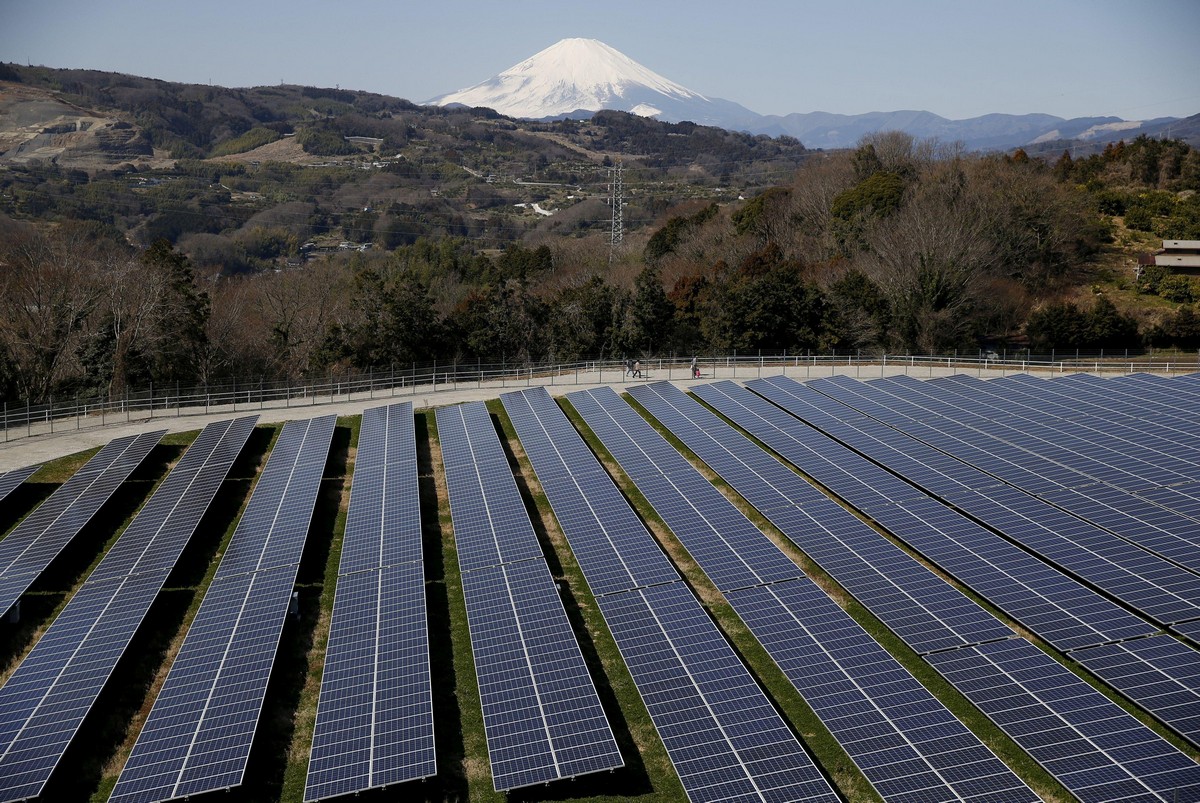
[2,63,1200,411]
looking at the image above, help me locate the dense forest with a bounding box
[2,66,1200,404]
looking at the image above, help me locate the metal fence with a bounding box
[3,351,1198,444]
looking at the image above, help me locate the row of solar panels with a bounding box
[2,372,1199,802]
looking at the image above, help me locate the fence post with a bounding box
[148,382,153,420]
[3,401,6,443]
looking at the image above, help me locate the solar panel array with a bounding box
[0,430,164,619]
[501,388,838,803]
[436,401,621,791]
[0,416,257,803]
[927,639,1200,803]
[751,376,1200,625]
[700,378,1157,653]
[758,373,1200,747]
[625,382,1011,657]
[626,380,1200,803]
[0,465,38,508]
[569,386,1036,802]
[306,403,436,801]
[109,415,336,803]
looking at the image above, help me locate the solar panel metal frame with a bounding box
[0,417,257,803]
[109,415,335,803]
[305,403,436,801]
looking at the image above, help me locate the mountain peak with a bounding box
[428,38,710,120]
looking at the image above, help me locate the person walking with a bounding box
[690,356,699,379]
[633,359,642,379]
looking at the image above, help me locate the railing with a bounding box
[3,352,1198,445]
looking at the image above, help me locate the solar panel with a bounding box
[306,562,433,801]
[1038,485,1200,574]
[0,430,164,618]
[1073,635,1200,747]
[500,389,679,597]
[596,581,837,803]
[926,639,1200,803]
[109,415,336,803]
[727,581,1037,803]
[625,381,1010,656]
[568,385,1038,801]
[460,560,623,790]
[0,465,38,507]
[306,403,435,801]
[436,402,621,791]
[500,388,839,803]
[750,376,1200,631]
[0,417,257,803]
[690,380,1152,652]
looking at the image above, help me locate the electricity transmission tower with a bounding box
[608,161,624,264]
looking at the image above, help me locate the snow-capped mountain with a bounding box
[428,38,1186,152]
[427,38,760,128]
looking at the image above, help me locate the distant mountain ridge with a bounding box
[429,38,1192,152]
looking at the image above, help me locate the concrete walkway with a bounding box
[0,361,1042,472]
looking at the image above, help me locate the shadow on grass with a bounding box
[489,413,653,802]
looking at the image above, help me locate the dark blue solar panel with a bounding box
[0,465,38,507]
[109,567,302,803]
[626,382,1011,655]
[306,562,433,801]
[597,582,838,803]
[1174,619,1200,643]
[927,638,1200,803]
[306,403,435,801]
[500,388,837,803]
[110,415,335,803]
[0,570,166,803]
[460,560,622,790]
[0,417,256,803]
[751,376,1200,631]
[214,416,335,578]
[0,430,164,617]
[726,580,1036,803]
[1040,485,1200,574]
[569,387,800,592]
[1073,635,1200,747]
[569,387,1036,801]
[499,389,679,596]
[437,403,545,573]
[336,403,423,574]
[437,401,621,791]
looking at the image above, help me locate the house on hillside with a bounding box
[1154,240,1200,276]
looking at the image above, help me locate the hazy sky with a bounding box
[3,0,1197,121]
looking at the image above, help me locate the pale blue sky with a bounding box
[2,0,1197,121]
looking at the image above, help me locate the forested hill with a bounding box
[1,63,1200,408]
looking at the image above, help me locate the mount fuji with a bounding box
[428,38,1188,152]
[426,38,760,129]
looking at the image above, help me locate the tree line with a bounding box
[3,132,1199,404]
